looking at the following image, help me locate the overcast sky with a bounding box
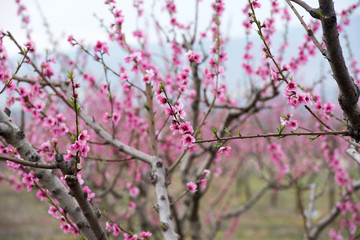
[1,0,359,56]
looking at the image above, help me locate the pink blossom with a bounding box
[124,233,138,240]
[285,81,297,92]
[40,62,54,79]
[337,201,347,215]
[100,83,108,94]
[178,122,194,135]
[103,112,110,122]
[22,172,34,191]
[199,179,207,188]
[125,51,142,63]
[165,107,176,117]
[105,0,116,4]
[80,144,90,157]
[140,231,152,238]
[83,186,95,201]
[18,87,29,97]
[187,181,197,193]
[24,41,35,53]
[113,224,120,236]
[67,35,74,45]
[69,141,82,155]
[185,50,202,63]
[323,101,335,114]
[128,201,136,211]
[94,41,109,55]
[78,130,90,144]
[106,222,112,232]
[217,146,231,156]
[157,95,168,106]
[48,206,58,217]
[203,169,211,176]
[143,69,154,83]
[112,112,121,126]
[120,71,129,81]
[287,120,298,130]
[182,134,195,148]
[252,0,261,8]
[36,189,48,201]
[127,183,140,197]
[61,223,71,234]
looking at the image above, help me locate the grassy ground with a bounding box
[0,184,71,240]
[0,177,333,239]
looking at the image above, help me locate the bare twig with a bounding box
[286,0,328,58]
[0,154,59,169]
[195,130,349,144]
[221,183,270,219]
[13,76,62,87]
[290,0,314,13]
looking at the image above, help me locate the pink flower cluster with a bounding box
[83,185,96,201]
[41,114,69,137]
[217,146,231,156]
[322,144,351,188]
[40,61,54,79]
[143,69,154,84]
[127,182,140,197]
[94,41,109,56]
[15,0,30,27]
[65,130,91,161]
[280,113,298,130]
[187,181,197,193]
[283,80,312,109]
[48,206,79,236]
[22,171,37,192]
[105,222,152,239]
[268,143,289,181]
[156,84,195,148]
[185,50,202,64]
[186,169,211,193]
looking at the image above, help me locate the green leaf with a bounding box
[67,71,74,79]
[277,124,285,135]
[224,127,231,136]
[237,131,242,137]
[70,97,75,106]
[196,129,201,134]
[315,9,324,18]
[160,82,165,90]
[197,136,204,141]
[309,136,319,142]
[212,127,217,135]
[214,143,222,147]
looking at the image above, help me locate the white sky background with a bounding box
[1,0,359,57]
